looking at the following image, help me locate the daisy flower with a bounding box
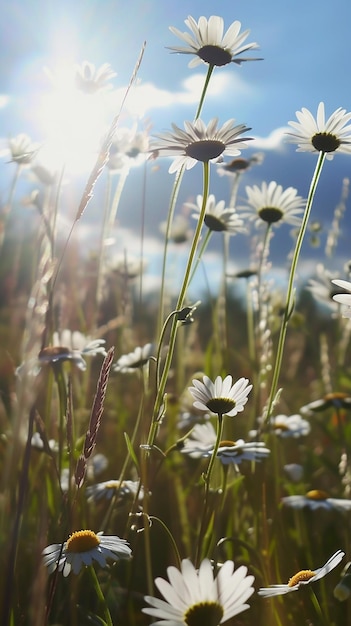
[168,15,261,68]
[287,102,351,159]
[42,530,132,577]
[143,557,255,625]
[301,392,351,415]
[213,439,270,465]
[332,278,351,316]
[189,375,252,417]
[238,181,305,227]
[181,422,217,458]
[86,479,143,505]
[258,550,344,597]
[187,194,246,234]
[270,414,311,438]
[8,133,39,165]
[38,330,107,371]
[113,343,154,373]
[307,264,343,312]
[282,490,351,512]
[217,152,264,177]
[151,117,251,174]
[74,61,116,94]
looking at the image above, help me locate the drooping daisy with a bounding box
[8,133,39,165]
[74,61,116,94]
[332,279,351,316]
[42,530,132,577]
[151,118,251,174]
[238,181,305,227]
[189,375,252,417]
[143,558,255,625]
[282,490,351,512]
[187,194,246,234]
[270,414,311,438]
[113,343,154,373]
[38,330,107,371]
[86,479,143,505]
[258,550,344,597]
[301,392,351,415]
[287,102,351,159]
[168,15,261,68]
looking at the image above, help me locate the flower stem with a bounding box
[195,64,214,121]
[264,151,326,423]
[88,565,113,626]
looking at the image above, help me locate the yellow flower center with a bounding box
[219,440,237,447]
[105,481,120,490]
[288,569,316,587]
[184,601,224,626]
[306,489,329,500]
[65,530,100,553]
[185,140,225,162]
[206,397,236,415]
[312,132,340,153]
[258,206,284,224]
[198,44,232,67]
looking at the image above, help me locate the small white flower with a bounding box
[42,530,132,577]
[189,375,252,417]
[187,194,246,234]
[168,15,261,68]
[113,343,154,373]
[8,133,39,165]
[214,439,270,465]
[238,181,305,227]
[38,330,107,371]
[270,414,311,438]
[74,61,116,94]
[332,279,351,316]
[287,102,351,159]
[143,558,255,624]
[86,479,143,505]
[258,550,344,597]
[181,422,217,458]
[307,264,342,311]
[151,118,251,174]
[284,464,304,482]
[282,490,351,512]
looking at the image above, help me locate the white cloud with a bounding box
[113,71,252,117]
[251,126,290,150]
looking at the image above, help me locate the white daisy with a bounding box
[238,181,305,227]
[42,530,132,577]
[168,15,261,68]
[143,558,255,625]
[181,422,217,458]
[74,61,116,94]
[151,118,251,174]
[217,152,264,177]
[213,439,270,465]
[258,550,344,597]
[113,343,154,373]
[38,330,107,371]
[307,264,342,311]
[282,490,351,512]
[86,479,143,505]
[332,279,351,316]
[287,102,351,159]
[187,194,246,234]
[301,392,351,415]
[270,414,311,438]
[189,375,252,417]
[8,133,39,165]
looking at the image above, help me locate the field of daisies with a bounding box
[2,12,351,626]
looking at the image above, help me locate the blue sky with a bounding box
[1,0,351,299]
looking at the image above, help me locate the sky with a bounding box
[1,0,351,300]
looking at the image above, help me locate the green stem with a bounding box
[194,64,215,121]
[88,565,113,626]
[264,151,326,423]
[147,161,210,448]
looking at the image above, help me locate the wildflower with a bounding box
[168,15,261,68]
[217,152,264,177]
[187,194,246,234]
[284,463,304,482]
[151,118,251,174]
[282,490,351,512]
[189,375,252,417]
[113,343,154,373]
[287,102,351,159]
[31,432,58,453]
[38,330,107,371]
[259,550,344,597]
[307,264,343,311]
[107,126,149,171]
[42,530,132,577]
[181,422,217,458]
[143,558,255,625]
[8,133,39,164]
[301,392,351,415]
[332,278,351,316]
[238,181,305,227]
[86,479,143,505]
[334,562,351,601]
[160,214,192,244]
[270,414,311,438]
[74,61,116,94]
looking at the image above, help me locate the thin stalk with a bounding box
[88,565,113,626]
[147,161,210,448]
[264,151,326,423]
